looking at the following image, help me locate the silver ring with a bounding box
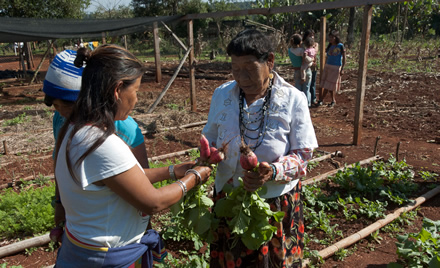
[185,169,202,185]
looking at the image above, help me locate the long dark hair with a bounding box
[55,44,145,182]
[226,29,274,63]
[326,30,341,52]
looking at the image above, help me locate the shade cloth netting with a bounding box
[0,15,182,43]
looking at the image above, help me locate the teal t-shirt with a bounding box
[52,111,144,158]
[288,47,303,68]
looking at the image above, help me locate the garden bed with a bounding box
[0,55,439,267]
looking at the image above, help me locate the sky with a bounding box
[86,0,132,13]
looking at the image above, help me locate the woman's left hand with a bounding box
[243,162,273,192]
[174,161,197,179]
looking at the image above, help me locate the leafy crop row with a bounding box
[1,155,438,267]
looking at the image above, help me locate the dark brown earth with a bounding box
[0,53,439,267]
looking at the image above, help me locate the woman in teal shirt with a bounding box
[288,33,312,106]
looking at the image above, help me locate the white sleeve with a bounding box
[77,135,138,189]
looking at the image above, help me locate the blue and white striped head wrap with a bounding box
[43,50,83,102]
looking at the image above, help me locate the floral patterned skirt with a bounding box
[210,181,304,268]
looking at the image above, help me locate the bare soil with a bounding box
[0,54,439,267]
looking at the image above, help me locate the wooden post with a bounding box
[187,20,196,112]
[161,21,187,50]
[3,141,8,155]
[353,5,373,145]
[153,22,162,83]
[147,46,192,113]
[124,35,128,50]
[30,41,52,84]
[319,16,326,86]
[101,32,106,44]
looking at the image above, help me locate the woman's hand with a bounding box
[243,162,273,192]
[54,203,65,227]
[193,165,212,184]
[173,161,197,179]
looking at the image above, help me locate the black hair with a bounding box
[290,33,302,47]
[43,94,74,107]
[303,29,315,41]
[303,37,315,48]
[326,30,342,52]
[226,29,274,62]
[56,44,146,183]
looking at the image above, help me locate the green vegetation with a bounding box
[0,153,436,267]
[2,113,29,126]
[389,218,440,268]
[0,263,23,268]
[0,181,55,238]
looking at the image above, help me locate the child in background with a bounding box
[288,33,312,105]
[301,37,316,83]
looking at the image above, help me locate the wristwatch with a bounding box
[169,165,176,180]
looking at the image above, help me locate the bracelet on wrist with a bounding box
[168,165,176,180]
[185,169,202,185]
[174,180,187,197]
[270,164,277,181]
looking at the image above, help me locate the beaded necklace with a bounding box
[239,78,273,151]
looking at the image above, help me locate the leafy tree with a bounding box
[132,0,177,17]
[0,0,91,18]
[371,1,440,38]
[92,3,134,19]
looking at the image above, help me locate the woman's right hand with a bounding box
[192,165,212,184]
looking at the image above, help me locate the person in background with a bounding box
[52,44,212,267]
[300,36,316,106]
[204,29,318,268]
[288,33,312,106]
[317,30,346,107]
[302,29,319,107]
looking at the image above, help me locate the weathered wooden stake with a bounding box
[3,140,8,155]
[373,136,381,156]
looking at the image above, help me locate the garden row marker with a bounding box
[2,140,7,155]
[140,120,207,136]
[373,136,381,156]
[0,233,50,258]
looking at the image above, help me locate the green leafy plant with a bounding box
[331,163,385,198]
[168,179,216,248]
[389,218,440,267]
[2,113,29,126]
[333,245,357,261]
[0,263,23,268]
[166,103,180,111]
[24,247,38,256]
[214,178,285,250]
[307,160,320,172]
[419,170,439,181]
[0,182,55,238]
